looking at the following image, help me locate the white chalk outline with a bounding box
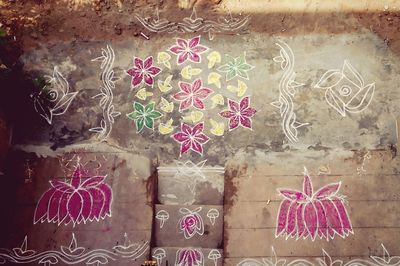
[314,60,375,117]
[207,208,220,226]
[178,207,205,239]
[175,248,204,266]
[237,244,397,266]
[152,248,166,266]
[208,249,222,266]
[158,160,224,195]
[168,36,209,66]
[32,67,78,125]
[155,210,170,229]
[271,40,309,143]
[217,53,255,81]
[33,163,113,227]
[90,45,121,141]
[274,167,353,241]
[135,8,250,40]
[0,233,148,264]
[357,150,371,175]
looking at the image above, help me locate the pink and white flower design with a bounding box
[34,164,112,227]
[127,56,161,88]
[219,96,257,131]
[178,207,204,239]
[173,79,214,111]
[276,168,353,241]
[176,248,204,266]
[172,122,210,156]
[169,36,208,65]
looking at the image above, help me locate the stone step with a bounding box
[0,150,153,265]
[157,161,224,205]
[151,247,223,266]
[154,204,223,248]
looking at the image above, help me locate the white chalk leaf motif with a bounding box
[315,60,375,117]
[90,45,121,141]
[271,40,309,143]
[33,66,78,125]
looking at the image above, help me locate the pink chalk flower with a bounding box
[172,122,210,156]
[173,79,214,111]
[169,36,208,65]
[178,207,204,239]
[276,168,353,241]
[127,56,161,88]
[219,96,257,131]
[176,248,204,266]
[34,164,112,227]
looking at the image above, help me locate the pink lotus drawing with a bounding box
[172,122,210,156]
[173,78,214,111]
[178,207,204,239]
[176,248,204,266]
[219,96,257,131]
[127,56,161,88]
[276,167,353,241]
[34,164,112,226]
[169,36,208,65]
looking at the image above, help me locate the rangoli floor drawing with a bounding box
[0,1,400,266]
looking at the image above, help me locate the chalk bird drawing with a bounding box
[34,163,112,227]
[32,66,78,125]
[276,167,353,241]
[271,40,308,143]
[315,60,375,117]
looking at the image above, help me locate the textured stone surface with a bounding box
[14,31,399,165]
[223,149,400,262]
[158,164,224,205]
[0,150,153,264]
[1,0,400,265]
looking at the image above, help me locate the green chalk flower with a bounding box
[217,53,254,81]
[127,101,162,132]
